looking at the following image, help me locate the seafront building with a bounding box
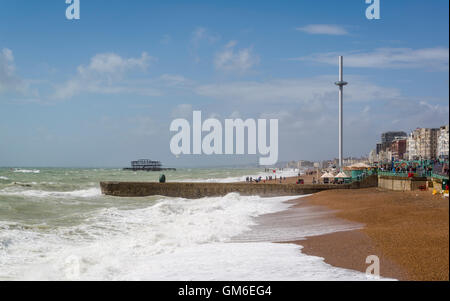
[284,160,315,169]
[372,131,407,162]
[377,149,392,162]
[368,150,377,164]
[406,131,419,160]
[416,128,439,160]
[372,126,448,162]
[437,125,449,159]
[376,131,407,156]
[382,131,408,145]
[391,138,407,161]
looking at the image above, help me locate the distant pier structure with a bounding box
[123,159,176,171]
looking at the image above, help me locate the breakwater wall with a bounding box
[378,175,428,191]
[100,175,378,198]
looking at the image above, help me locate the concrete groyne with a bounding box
[100,175,378,198]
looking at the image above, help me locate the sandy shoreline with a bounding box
[279,188,449,281]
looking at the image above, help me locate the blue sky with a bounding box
[0,0,449,167]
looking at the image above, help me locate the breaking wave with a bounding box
[13,169,40,174]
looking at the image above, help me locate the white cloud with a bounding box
[0,48,40,102]
[160,34,172,45]
[382,99,449,130]
[296,24,349,36]
[191,27,220,46]
[78,52,150,75]
[171,104,193,119]
[208,112,221,119]
[295,47,449,70]
[130,116,158,137]
[192,75,417,160]
[214,41,259,73]
[229,111,241,119]
[53,52,159,99]
[2,48,13,62]
[0,48,24,94]
[189,27,220,63]
[425,100,449,112]
[159,74,191,87]
[211,93,448,160]
[195,75,401,104]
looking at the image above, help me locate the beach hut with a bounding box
[320,172,334,178]
[348,162,370,169]
[345,162,371,179]
[335,171,351,184]
[320,172,334,184]
[335,171,349,178]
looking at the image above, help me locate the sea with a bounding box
[0,167,387,281]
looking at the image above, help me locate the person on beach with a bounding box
[159,174,166,183]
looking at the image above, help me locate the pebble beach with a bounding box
[282,188,449,281]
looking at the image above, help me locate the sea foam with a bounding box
[0,192,392,281]
[13,169,40,174]
[0,187,101,198]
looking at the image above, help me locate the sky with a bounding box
[0,0,449,167]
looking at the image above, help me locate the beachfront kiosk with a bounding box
[335,171,352,184]
[345,163,372,180]
[321,172,335,184]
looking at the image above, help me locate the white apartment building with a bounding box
[377,149,392,162]
[413,128,439,160]
[407,132,418,160]
[369,149,377,163]
[437,125,449,159]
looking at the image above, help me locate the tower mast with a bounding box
[335,56,348,171]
